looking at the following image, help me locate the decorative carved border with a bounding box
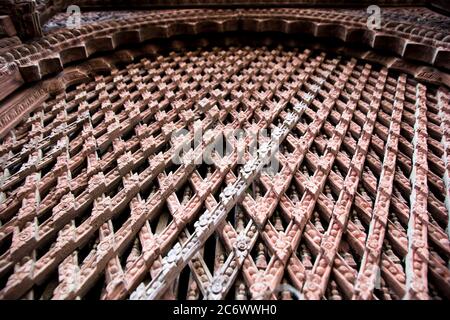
[0,8,448,85]
[0,85,48,138]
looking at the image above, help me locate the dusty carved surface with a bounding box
[0,3,449,300]
[0,42,449,300]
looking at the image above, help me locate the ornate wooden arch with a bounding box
[0,3,449,301]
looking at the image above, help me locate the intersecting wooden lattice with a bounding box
[0,44,449,300]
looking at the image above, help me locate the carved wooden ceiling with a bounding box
[0,1,449,300]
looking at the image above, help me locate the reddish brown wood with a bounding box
[0,2,449,300]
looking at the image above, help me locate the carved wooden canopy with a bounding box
[0,1,449,300]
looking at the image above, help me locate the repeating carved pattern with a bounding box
[42,7,450,40]
[2,6,450,89]
[0,43,449,300]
